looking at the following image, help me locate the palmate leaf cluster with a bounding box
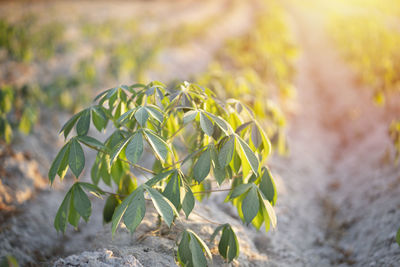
[49,81,278,266]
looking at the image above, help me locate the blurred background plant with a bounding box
[328,0,400,162]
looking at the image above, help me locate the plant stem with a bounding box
[91,146,156,175]
[192,188,231,194]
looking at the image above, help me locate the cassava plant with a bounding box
[49,81,277,266]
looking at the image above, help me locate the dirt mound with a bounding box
[0,149,46,213]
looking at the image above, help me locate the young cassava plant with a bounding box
[49,81,277,266]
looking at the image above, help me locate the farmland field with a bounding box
[0,0,399,266]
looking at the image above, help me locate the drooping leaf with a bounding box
[72,183,91,222]
[235,121,252,134]
[125,132,143,165]
[103,195,120,223]
[134,106,149,126]
[189,234,208,267]
[79,182,106,197]
[68,138,85,178]
[162,172,181,209]
[205,112,230,134]
[146,105,164,123]
[187,230,212,267]
[210,224,226,243]
[226,227,239,262]
[145,186,175,227]
[77,135,105,151]
[251,124,262,148]
[110,135,133,165]
[258,190,277,231]
[236,136,259,174]
[229,183,252,200]
[183,110,198,124]
[91,106,108,131]
[177,231,192,266]
[199,112,214,136]
[60,111,82,139]
[76,109,91,136]
[111,188,137,236]
[218,136,235,167]
[145,170,174,187]
[193,149,211,183]
[117,109,135,124]
[68,192,80,228]
[144,130,169,162]
[54,189,72,233]
[49,142,70,184]
[259,167,277,205]
[182,186,195,218]
[242,186,259,224]
[123,187,146,233]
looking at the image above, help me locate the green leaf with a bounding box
[218,136,235,167]
[60,111,82,139]
[205,112,230,133]
[182,186,195,218]
[218,225,229,258]
[258,190,277,231]
[125,132,143,165]
[226,227,239,262]
[57,144,71,180]
[110,135,133,165]
[92,106,108,131]
[210,224,226,243]
[396,227,400,246]
[76,109,91,136]
[235,121,252,134]
[94,88,111,102]
[258,123,271,160]
[162,172,181,209]
[229,183,252,199]
[146,186,175,227]
[193,149,211,183]
[189,238,207,267]
[145,170,174,187]
[242,186,259,224]
[178,231,192,266]
[77,135,105,150]
[54,189,72,233]
[68,194,80,228]
[68,138,85,178]
[237,136,259,174]
[144,130,169,162]
[103,195,120,223]
[73,183,91,222]
[199,112,214,136]
[123,188,146,233]
[134,106,149,126]
[146,105,164,123]
[79,182,105,197]
[49,142,70,184]
[189,230,212,260]
[251,124,262,148]
[183,110,198,124]
[111,189,136,236]
[210,145,225,185]
[259,167,277,205]
[117,109,135,124]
